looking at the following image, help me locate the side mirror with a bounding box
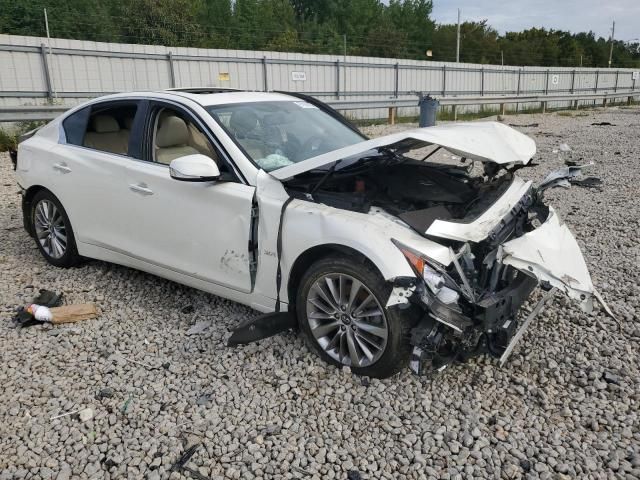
[169,154,220,182]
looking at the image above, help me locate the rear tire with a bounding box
[296,255,417,378]
[30,190,81,268]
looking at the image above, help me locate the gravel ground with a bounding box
[1,106,639,480]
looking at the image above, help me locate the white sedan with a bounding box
[15,89,601,377]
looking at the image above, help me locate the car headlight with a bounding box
[395,242,460,305]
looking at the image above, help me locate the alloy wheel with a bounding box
[34,199,67,259]
[306,273,388,367]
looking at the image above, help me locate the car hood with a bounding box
[270,122,536,181]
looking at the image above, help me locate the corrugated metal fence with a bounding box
[1,34,639,120]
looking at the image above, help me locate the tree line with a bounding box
[1,0,639,68]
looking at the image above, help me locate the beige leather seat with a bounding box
[83,115,129,155]
[155,116,199,165]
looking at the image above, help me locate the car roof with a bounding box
[94,89,300,107]
[169,90,300,107]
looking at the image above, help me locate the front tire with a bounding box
[30,190,81,268]
[296,255,416,378]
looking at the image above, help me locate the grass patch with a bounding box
[0,121,45,152]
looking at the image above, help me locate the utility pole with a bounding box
[608,20,615,68]
[456,9,461,62]
[343,34,347,61]
[43,8,57,102]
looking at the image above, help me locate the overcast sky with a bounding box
[431,0,639,42]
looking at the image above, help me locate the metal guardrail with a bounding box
[327,90,640,110]
[0,90,639,122]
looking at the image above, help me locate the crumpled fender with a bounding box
[499,206,594,312]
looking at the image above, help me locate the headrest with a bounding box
[123,117,134,130]
[156,116,189,148]
[93,115,120,133]
[230,109,258,136]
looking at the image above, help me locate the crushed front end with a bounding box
[393,181,595,375]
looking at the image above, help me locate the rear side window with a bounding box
[62,107,90,146]
[82,103,139,156]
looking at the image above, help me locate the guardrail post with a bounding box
[631,77,637,105]
[570,69,576,93]
[39,43,53,101]
[335,60,340,99]
[542,69,550,113]
[614,70,619,93]
[394,62,399,98]
[594,70,599,107]
[167,52,176,88]
[262,56,268,91]
[515,68,521,114]
[442,65,446,96]
[544,69,549,94]
[480,67,484,96]
[388,106,396,125]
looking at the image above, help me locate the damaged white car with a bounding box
[15,89,603,378]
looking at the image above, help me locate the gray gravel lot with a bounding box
[1,107,639,480]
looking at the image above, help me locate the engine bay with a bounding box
[285,155,516,234]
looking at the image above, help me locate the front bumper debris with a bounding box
[499,288,556,366]
[406,270,539,375]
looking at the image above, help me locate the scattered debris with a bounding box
[96,387,115,400]
[15,302,98,327]
[593,289,620,326]
[591,121,615,126]
[50,407,94,422]
[121,395,134,414]
[78,408,94,422]
[181,305,195,314]
[50,408,83,421]
[186,319,212,336]
[196,394,211,406]
[559,143,572,152]
[33,289,63,307]
[261,424,282,436]
[347,470,363,480]
[291,466,312,477]
[118,355,157,370]
[602,371,621,385]
[509,122,539,127]
[170,444,210,480]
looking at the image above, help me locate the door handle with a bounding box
[53,163,71,174]
[129,183,154,196]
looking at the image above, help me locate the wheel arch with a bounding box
[22,184,51,237]
[286,243,384,311]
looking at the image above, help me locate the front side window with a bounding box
[206,101,364,172]
[151,107,221,168]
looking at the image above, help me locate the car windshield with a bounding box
[206,101,364,171]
